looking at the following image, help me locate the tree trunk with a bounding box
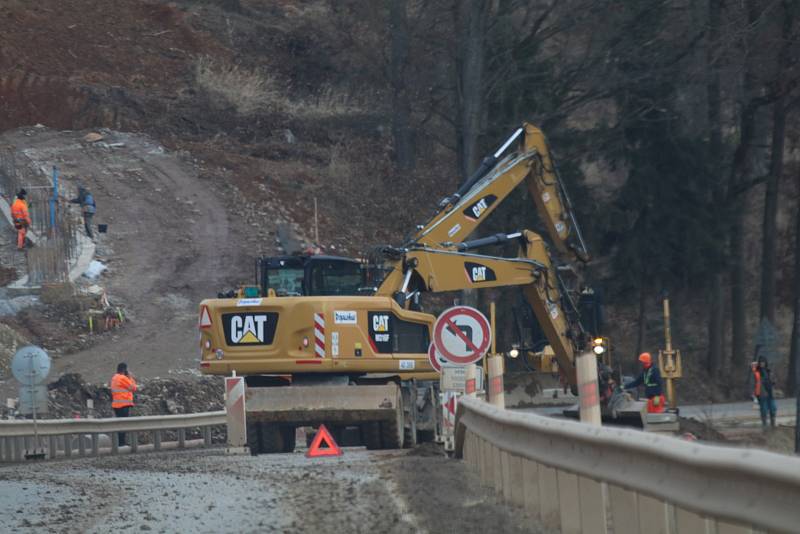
[759,0,794,325]
[636,283,647,357]
[708,273,724,373]
[788,172,800,396]
[728,0,762,368]
[706,0,725,372]
[455,0,488,179]
[389,0,415,171]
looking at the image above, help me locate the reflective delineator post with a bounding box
[576,351,601,426]
[488,356,505,408]
[225,374,248,453]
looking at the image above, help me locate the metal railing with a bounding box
[0,148,80,284]
[455,396,800,534]
[0,411,226,462]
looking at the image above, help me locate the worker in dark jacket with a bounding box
[624,352,665,413]
[70,185,96,238]
[751,356,777,428]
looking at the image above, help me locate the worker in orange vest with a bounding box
[751,358,777,429]
[624,352,665,413]
[10,189,31,250]
[110,362,137,446]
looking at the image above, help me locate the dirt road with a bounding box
[1,127,253,385]
[0,447,545,534]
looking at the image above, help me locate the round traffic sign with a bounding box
[11,346,51,385]
[427,342,449,373]
[433,306,491,365]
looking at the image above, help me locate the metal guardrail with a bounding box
[454,396,800,534]
[0,411,226,462]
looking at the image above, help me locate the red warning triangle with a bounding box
[306,424,342,458]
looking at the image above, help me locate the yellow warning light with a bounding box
[593,337,604,345]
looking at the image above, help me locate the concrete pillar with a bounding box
[538,465,561,530]
[578,476,608,534]
[522,459,541,518]
[557,470,582,534]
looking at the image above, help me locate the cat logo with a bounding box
[373,314,390,333]
[223,312,279,346]
[463,194,497,221]
[464,262,497,284]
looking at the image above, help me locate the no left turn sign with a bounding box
[433,306,491,365]
[427,342,449,373]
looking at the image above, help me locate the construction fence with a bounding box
[0,148,80,285]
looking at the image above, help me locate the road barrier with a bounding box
[0,411,225,462]
[455,396,800,534]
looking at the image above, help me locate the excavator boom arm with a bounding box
[410,123,589,263]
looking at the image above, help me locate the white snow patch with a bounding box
[83,260,107,280]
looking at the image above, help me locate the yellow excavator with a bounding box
[198,123,603,453]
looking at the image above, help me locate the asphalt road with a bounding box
[0,446,549,534]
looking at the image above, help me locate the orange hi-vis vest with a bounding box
[11,198,30,225]
[753,369,762,397]
[111,373,137,408]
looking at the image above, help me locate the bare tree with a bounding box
[389,0,415,171]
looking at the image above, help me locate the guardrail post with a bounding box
[178,428,186,448]
[130,431,138,453]
[538,465,560,530]
[500,450,512,500]
[63,435,71,458]
[522,459,540,518]
[607,485,639,534]
[492,443,503,493]
[507,453,524,508]
[14,437,23,461]
[111,434,118,455]
[203,426,212,448]
[675,508,712,534]
[78,434,87,457]
[91,434,99,457]
[557,470,581,534]
[153,431,161,451]
[48,435,57,459]
[578,477,608,534]
[637,493,670,534]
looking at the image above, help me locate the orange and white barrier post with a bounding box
[225,374,248,453]
[576,351,601,426]
[487,355,505,408]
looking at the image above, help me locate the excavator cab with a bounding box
[256,255,367,297]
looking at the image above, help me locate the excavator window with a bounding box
[308,259,363,296]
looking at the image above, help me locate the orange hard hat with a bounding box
[638,352,652,365]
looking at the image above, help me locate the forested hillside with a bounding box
[1,0,798,401]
